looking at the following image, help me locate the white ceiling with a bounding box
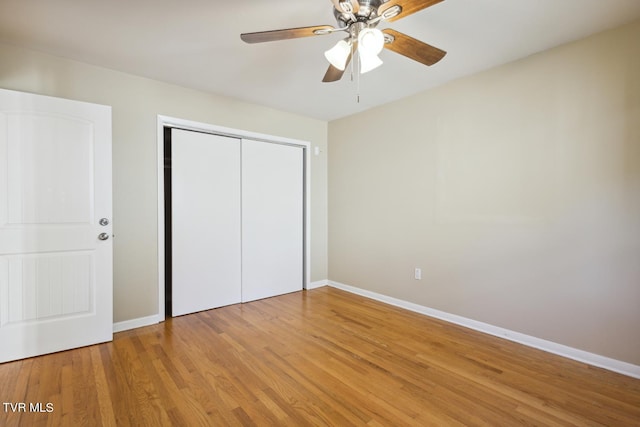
[1,0,640,121]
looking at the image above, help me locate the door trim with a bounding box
[156,115,311,320]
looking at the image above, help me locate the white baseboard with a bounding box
[113,314,161,333]
[328,280,640,379]
[307,280,329,290]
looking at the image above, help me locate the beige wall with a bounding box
[329,20,640,365]
[0,44,328,323]
[2,18,638,365]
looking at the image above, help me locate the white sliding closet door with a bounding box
[171,129,241,316]
[241,140,304,302]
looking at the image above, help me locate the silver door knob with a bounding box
[99,218,109,226]
[98,233,110,241]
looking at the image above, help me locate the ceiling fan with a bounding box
[240,0,447,83]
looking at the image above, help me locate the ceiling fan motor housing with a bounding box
[334,0,384,28]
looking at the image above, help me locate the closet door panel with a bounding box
[172,129,241,316]
[241,140,304,302]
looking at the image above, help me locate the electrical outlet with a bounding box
[414,268,422,280]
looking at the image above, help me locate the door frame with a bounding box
[156,115,311,320]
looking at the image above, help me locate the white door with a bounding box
[171,129,241,316]
[0,88,112,363]
[241,139,304,302]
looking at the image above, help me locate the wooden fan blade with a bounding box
[322,65,346,83]
[241,25,334,43]
[383,29,446,66]
[331,0,360,14]
[378,0,443,22]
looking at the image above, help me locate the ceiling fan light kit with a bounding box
[357,27,384,73]
[241,0,447,83]
[324,39,352,70]
[359,50,384,74]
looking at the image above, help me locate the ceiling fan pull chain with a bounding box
[350,41,355,82]
[356,52,361,103]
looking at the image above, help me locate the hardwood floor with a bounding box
[1,286,639,426]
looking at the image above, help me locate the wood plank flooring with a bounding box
[1,286,639,426]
